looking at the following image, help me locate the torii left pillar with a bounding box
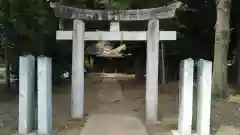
[146,19,159,125]
[71,20,85,118]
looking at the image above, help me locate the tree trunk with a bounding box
[159,42,166,86]
[4,44,10,89]
[212,0,232,97]
[236,26,240,87]
[134,57,144,80]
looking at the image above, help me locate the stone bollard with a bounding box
[18,55,35,134]
[172,58,194,135]
[196,59,212,135]
[171,58,212,135]
[37,56,52,134]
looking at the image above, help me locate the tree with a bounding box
[1,0,58,85]
[212,0,232,97]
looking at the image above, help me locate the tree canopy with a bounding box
[0,0,216,59]
[0,0,239,94]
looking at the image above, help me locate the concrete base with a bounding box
[80,114,148,135]
[12,131,52,135]
[171,130,179,135]
[171,130,196,135]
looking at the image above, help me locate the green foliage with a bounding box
[1,0,57,53]
[100,0,129,9]
[85,56,94,68]
[0,0,221,83]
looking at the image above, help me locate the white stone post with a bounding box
[172,58,194,135]
[18,55,35,134]
[71,20,85,118]
[146,19,160,124]
[196,59,212,135]
[37,56,52,134]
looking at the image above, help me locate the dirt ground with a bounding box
[1,73,240,135]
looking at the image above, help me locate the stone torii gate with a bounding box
[50,2,181,124]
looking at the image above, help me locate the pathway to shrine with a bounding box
[94,78,132,114]
[81,76,148,135]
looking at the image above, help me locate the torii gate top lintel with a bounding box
[49,2,181,21]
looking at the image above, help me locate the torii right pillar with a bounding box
[145,19,160,125]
